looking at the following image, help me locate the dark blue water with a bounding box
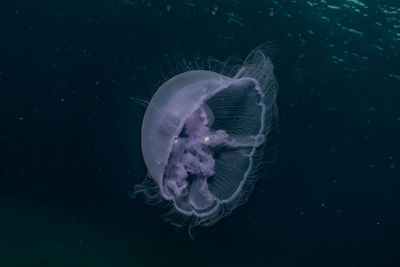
[1,0,400,266]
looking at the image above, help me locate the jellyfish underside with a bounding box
[136,47,278,228]
[163,77,266,217]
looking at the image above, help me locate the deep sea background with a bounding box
[1,0,400,266]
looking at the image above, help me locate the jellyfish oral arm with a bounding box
[164,103,265,213]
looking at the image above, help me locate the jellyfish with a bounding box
[135,45,279,231]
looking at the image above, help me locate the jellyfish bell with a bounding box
[135,45,279,230]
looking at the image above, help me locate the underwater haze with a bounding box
[1,0,400,267]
